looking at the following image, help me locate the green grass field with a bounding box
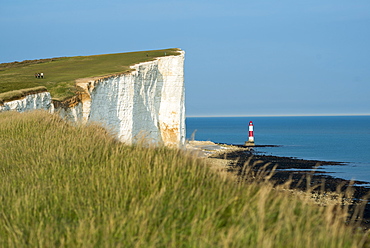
[0,110,368,247]
[0,48,181,101]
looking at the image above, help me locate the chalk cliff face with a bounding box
[0,92,52,112]
[74,50,185,147]
[1,51,185,148]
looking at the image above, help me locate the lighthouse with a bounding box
[245,121,255,146]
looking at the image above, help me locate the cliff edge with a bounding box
[0,49,186,148]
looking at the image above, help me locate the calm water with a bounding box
[186,116,370,183]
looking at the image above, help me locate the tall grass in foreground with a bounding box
[0,111,368,247]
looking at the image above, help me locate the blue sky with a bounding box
[1,0,369,116]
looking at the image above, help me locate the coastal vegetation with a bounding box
[0,48,181,101]
[0,110,368,247]
[0,86,47,105]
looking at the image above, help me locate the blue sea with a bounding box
[186,116,370,184]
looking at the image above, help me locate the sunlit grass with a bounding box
[0,111,368,247]
[0,48,181,101]
[0,86,47,104]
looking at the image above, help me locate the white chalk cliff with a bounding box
[1,51,186,148]
[0,92,52,112]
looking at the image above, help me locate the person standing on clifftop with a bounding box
[34,73,44,78]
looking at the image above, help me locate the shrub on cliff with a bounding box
[0,111,368,247]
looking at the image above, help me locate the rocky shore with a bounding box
[186,141,370,229]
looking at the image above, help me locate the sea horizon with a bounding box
[186,113,370,118]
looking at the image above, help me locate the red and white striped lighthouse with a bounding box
[248,121,254,142]
[245,121,255,145]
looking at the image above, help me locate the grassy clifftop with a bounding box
[0,48,181,102]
